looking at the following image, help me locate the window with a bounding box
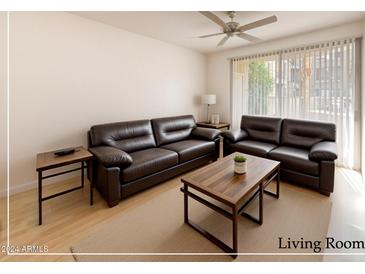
[231,38,360,169]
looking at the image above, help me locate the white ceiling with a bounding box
[71,11,365,54]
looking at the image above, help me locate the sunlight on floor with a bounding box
[338,168,365,196]
[337,168,365,214]
[324,167,365,261]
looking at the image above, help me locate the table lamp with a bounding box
[201,94,216,123]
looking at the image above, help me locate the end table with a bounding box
[36,146,93,225]
[196,122,230,130]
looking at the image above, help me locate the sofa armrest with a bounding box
[94,164,121,207]
[191,127,221,141]
[221,129,248,143]
[89,146,133,168]
[309,141,337,161]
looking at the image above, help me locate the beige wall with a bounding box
[2,12,207,195]
[0,12,7,197]
[3,12,365,195]
[207,20,365,123]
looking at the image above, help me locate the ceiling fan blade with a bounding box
[198,32,225,38]
[217,35,229,47]
[237,33,262,42]
[238,15,277,32]
[199,11,230,32]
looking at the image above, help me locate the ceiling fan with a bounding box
[198,11,278,47]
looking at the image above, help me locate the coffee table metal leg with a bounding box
[263,169,280,198]
[259,183,263,225]
[276,168,280,199]
[38,171,42,225]
[232,206,238,258]
[186,218,236,257]
[184,184,188,223]
[181,186,237,258]
[239,183,264,225]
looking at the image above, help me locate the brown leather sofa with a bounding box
[222,115,337,196]
[88,115,220,207]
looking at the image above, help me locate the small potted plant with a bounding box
[234,155,247,174]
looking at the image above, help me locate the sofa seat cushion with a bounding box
[268,146,319,176]
[231,140,277,157]
[162,139,215,163]
[121,148,178,183]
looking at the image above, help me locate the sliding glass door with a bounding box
[231,38,360,169]
[231,54,279,131]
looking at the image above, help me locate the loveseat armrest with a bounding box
[191,127,221,141]
[89,146,133,168]
[309,141,337,161]
[221,129,248,143]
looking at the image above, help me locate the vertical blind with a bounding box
[231,38,361,169]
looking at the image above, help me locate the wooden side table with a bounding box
[196,122,230,130]
[197,122,230,159]
[36,146,93,225]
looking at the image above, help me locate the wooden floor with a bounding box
[1,165,364,262]
[0,175,181,261]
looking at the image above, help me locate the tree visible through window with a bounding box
[248,61,274,115]
[231,38,360,169]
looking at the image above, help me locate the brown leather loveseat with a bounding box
[88,115,220,207]
[222,115,337,196]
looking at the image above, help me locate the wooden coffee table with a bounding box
[181,153,280,258]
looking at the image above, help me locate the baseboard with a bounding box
[0,172,79,198]
[0,179,38,197]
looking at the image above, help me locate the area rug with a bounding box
[71,182,331,261]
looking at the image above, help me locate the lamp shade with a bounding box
[201,94,216,105]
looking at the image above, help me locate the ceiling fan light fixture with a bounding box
[198,11,278,46]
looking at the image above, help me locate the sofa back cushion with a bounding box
[241,115,282,144]
[281,118,336,149]
[152,115,196,146]
[90,120,156,153]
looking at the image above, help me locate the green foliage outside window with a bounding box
[248,61,274,115]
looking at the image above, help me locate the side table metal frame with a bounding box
[37,158,93,225]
